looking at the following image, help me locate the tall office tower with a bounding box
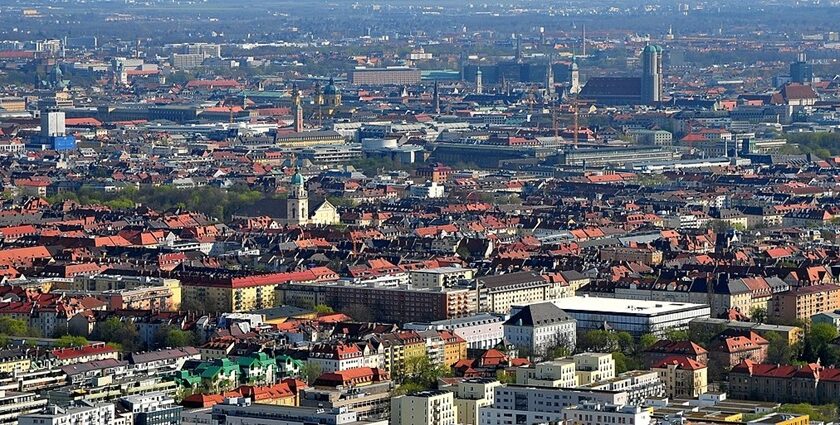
[569,57,581,95]
[790,52,813,84]
[641,44,663,104]
[515,34,523,62]
[475,67,483,94]
[40,109,66,137]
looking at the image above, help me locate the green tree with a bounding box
[156,326,195,348]
[779,403,839,422]
[801,323,838,363]
[0,317,31,337]
[576,330,619,353]
[495,369,516,384]
[638,333,659,352]
[312,304,335,314]
[750,307,767,324]
[765,332,795,365]
[92,317,141,352]
[300,361,322,384]
[663,329,690,342]
[394,381,426,396]
[55,335,88,348]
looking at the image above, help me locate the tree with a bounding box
[156,326,195,348]
[663,329,690,342]
[765,332,795,365]
[802,323,838,363]
[750,307,767,324]
[779,403,839,422]
[809,323,838,347]
[312,304,334,314]
[0,317,30,337]
[576,330,619,353]
[612,352,630,374]
[300,361,322,384]
[55,335,88,348]
[92,317,140,352]
[638,333,659,352]
[496,369,516,384]
[394,381,426,396]
[400,355,452,389]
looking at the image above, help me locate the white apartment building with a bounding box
[403,314,506,350]
[391,390,456,425]
[562,402,653,425]
[19,403,124,425]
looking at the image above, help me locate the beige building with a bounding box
[652,356,708,398]
[391,390,455,425]
[478,272,557,315]
[515,359,577,388]
[453,379,500,425]
[599,247,663,266]
[771,284,840,324]
[514,354,616,388]
[59,275,182,311]
[409,268,476,289]
[573,353,616,385]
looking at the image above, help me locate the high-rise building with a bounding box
[40,109,65,138]
[170,53,204,70]
[641,44,663,104]
[790,52,813,84]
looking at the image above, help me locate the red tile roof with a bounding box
[653,355,706,371]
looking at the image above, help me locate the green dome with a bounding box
[291,171,305,185]
[324,78,339,95]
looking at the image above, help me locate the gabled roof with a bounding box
[653,355,706,371]
[504,302,574,328]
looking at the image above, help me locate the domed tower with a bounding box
[286,168,308,225]
[569,56,580,95]
[323,77,341,115]
[641,44,663,104]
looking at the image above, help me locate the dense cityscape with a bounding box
[0,0,840,424]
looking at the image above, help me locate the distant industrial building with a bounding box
[559,146,676,167]
[349,67,422,86]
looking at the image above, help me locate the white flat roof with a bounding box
[552,296,709,317]
[411,267,474,274]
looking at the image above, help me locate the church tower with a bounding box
[323,77,341,115]
[475,67,483,94]
[546,56,555,98]
[569,56,581,95]
[292,84,304,133]
[286,168,308,225]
